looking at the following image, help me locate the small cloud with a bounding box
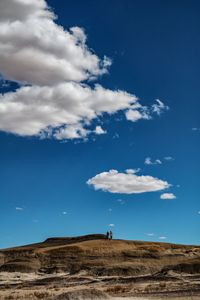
[164,156,174,161]
[144,157,153,165]
[159,236,167,240]
[62,211,67,215]
[160,193,176,200]
[108,208,112,212]
[109,223,115,227]
[15,207,23,211]
[94,126,106,135]
[144,157,162,165]
[146,233,155,237]
[197,211,200,215]
[155,159,162,164]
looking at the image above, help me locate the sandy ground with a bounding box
[1,271,200,300]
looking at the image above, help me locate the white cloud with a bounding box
[159,236,167,240]
[146,233,155,236]
[15,207,23,211]
[62,211,67,215]
[0,83,137,138]
[152,99,169,115]
[125,108,150,122]
[94,126,106,135]
[126,99,169,122]
[0,0,110,85]
[0,0,169,140]
[160,193,176,200]
[197,211,200,215]
[144,157,162,165]
[0,0,52,22]
[109,223,115,227]
[145,156,174,165]
[108,208,112,212]
[144,158,152,165]
[155,159,162,164]
[87,169,170,194]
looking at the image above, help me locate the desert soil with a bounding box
[0,235,200,299]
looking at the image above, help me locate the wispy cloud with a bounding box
[87,169,170,194]
[117,199,125,205]
[152,99,169,115]
[192,128,200,131]
[164,156,174,161]
[159,236,167,240]
[15,207,23,211]
[125,99,169,122]
[146,233,155,237]
[145,156,174,165]
[113,133,119,139]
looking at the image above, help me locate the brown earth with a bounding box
[0,234,200,299]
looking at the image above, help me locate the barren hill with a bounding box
[1,234,200,299]
[1,234,200,275]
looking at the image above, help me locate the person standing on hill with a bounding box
[109,230,113,240]
[106,231,109,239]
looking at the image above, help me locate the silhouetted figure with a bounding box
[109,230,113,240]
[106,231,109,239]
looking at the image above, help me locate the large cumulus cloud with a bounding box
[0,83,137,137]
[0,0,168,140]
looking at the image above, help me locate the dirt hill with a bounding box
[1,234,200,276]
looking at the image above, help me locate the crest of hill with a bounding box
[1,233,199,253]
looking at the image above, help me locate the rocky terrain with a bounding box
[0,234,200,299]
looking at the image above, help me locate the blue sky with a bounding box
[0,0,199,248]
